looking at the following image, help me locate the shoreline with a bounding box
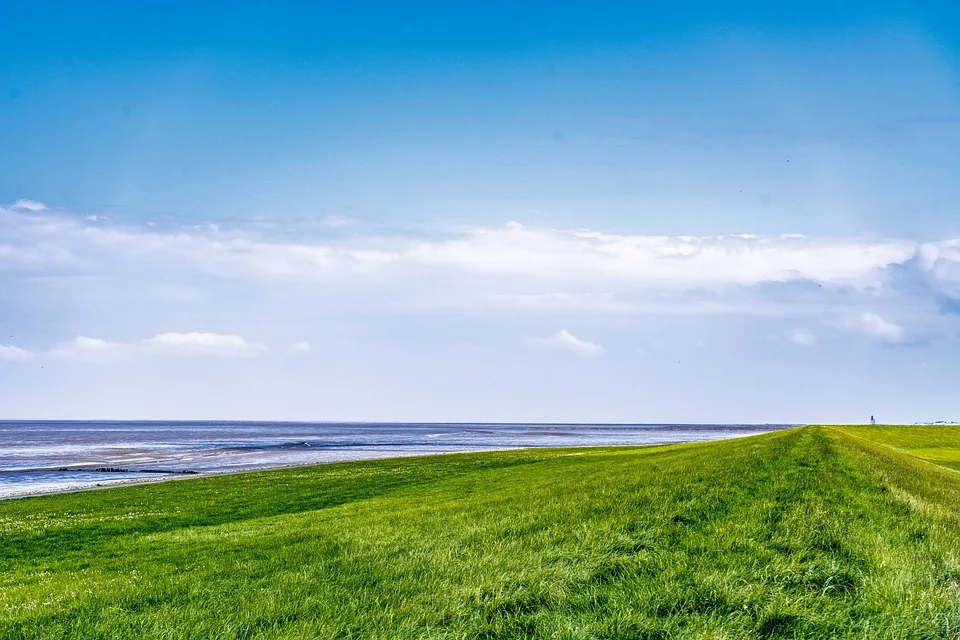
[1,427,790,501]
[0,446,533,501]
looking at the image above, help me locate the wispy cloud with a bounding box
[10,199,46,212]
[789,330,817,347]
[0,345,35,362]
[319,214,357,229]
[287,341,312,354]
[143,332,265,356]
[531,330,605,357]
[52,332,266,360]
[856,312,905,344]
[51,337,127,362]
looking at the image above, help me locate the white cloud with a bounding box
[0,345,35,362]
[405,224,914,290]
[789,330,817,347]
[10,199,46,212]
[71,336,118,351]
[142,332,265,356]
[52,333,266,360]
[857,313,905,344]
[531,330,605,357]
[319,214,356,229]
[51,336,128,361]
[917,239,960,301]
[0,206,918,294]
[0,203,957,349]
[288,341,312,354]
[486,292,634,313]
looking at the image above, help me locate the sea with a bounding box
[0,421,796,498]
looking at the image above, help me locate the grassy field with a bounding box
[2,426,960,639]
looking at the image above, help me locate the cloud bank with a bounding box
[1,201,958,423]
[0,202,937,294]
[2,200,959,355]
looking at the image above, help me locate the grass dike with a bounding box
[2,426,960,638]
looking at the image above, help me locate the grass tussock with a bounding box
[2,426,960,638]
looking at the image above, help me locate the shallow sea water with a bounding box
[0,421,794,497]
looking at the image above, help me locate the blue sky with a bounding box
[2,1,960,422]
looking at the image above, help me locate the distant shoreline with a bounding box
[0,436,775,501]
[0,423,800,500]
[0,446,539,501]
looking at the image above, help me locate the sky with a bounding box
[2,1,960,423]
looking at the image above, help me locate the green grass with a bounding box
[3,426,960,639]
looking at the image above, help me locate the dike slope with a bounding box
[2,426,960,638]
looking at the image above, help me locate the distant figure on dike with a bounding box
[871,415,876,425]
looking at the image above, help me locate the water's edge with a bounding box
[0,422,797,498]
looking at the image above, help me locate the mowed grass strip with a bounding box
[2,427,960,639]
